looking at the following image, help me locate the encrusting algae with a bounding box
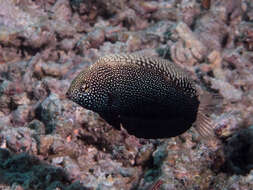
[66,53,215,139]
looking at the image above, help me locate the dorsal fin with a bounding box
[96,53,192,85]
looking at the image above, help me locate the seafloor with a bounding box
[0,0,253,189]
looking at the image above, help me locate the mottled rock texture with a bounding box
[0,0,253,189]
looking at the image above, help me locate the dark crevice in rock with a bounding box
[0,148,89,190]
[222,126,253,175]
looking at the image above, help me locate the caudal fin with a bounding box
[195,108,215,137]
[194,92,222,138]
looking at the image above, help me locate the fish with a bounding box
[66,53,215,139]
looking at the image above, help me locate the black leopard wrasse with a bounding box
[66,53,215,139]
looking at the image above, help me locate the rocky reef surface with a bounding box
[0,0,253,189]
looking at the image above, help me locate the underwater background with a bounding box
[0,0,253,189]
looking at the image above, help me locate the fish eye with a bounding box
[81,83,90,93]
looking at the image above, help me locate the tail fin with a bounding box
[195,107,215,138]
[195,92,222,138]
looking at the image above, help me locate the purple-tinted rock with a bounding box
[11,105,32,126]
[178,0,201,26]
[38,135,54,155]
[0,0,253,189]
[211,78,243,101]
[27,119,46,135]
[59,38,77,51]
[88,28,105,48]
[0,94,11,115]
[31,80,49,100]
[51,0,72,23]
[12,92,31,106]
[2,127,37,154]
[171,22,207,66]
[63,156,81,180]
[36,93,62,133]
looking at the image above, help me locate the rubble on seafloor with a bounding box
[0,0,253,189]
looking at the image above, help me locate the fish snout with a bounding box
[66,90,71,99]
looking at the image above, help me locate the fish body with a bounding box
[66,54,212,139]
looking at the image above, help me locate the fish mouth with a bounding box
[65,90,71,99]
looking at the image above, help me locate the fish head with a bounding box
[66,69,109,112]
